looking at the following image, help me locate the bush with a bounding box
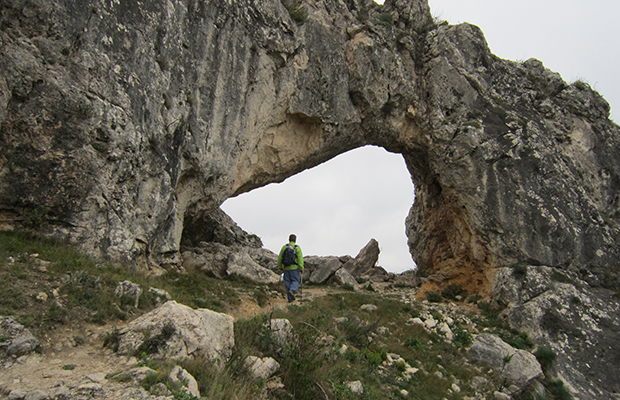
[452,326,472,349]
[405,336,426,352]
[426,291,442,303]
[282,1,307,24]
[534,347,557,372]
[548,379,572,400]
[441,284,467,301]
[511,263,528,278]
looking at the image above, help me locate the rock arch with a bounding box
[1,0,619,293]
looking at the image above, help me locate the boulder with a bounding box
[361,265,390,282]
[468,334,542,389]
[226,252,280,284]
[345,380,364,394]
[0,317,39,358]
[245,356,280,380]
[331,268,358,288]
[114,280,143,307]
[182,243,230,278]
[270,319,293,354]
[308,257,342,284]
[117,301,234,361]
[343,239,380,278]
[493,265,620,397]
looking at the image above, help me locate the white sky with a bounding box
[222,1,619,273]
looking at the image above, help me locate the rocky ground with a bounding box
[0,285,374,400]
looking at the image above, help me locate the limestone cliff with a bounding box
[1,0,619,293]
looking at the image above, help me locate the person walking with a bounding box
[278,234,304,303]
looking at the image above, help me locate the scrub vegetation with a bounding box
[1,230,567,399]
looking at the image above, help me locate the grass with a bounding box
[0,230,273,335]
[1,229,548,399]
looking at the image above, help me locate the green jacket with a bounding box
[278,242,304,271]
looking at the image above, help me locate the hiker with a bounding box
[278,234,304,303]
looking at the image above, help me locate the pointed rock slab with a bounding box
[343,239,380,278]
[468,334,542,389]
[117,301,234,362]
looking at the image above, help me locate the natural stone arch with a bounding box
[1,0,619,295]
[219,144,416,272]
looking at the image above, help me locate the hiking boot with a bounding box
[287,291,296,302]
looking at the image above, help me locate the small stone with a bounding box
[424,318,437,329]
[8,389,27,400]
[360,304,378,311]
[400,389,409,397]
[345,380,364,394]
[493,391,511,400]
[451,383,461,392]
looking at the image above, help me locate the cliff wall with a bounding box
[1,0,619,293]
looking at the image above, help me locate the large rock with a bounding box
[308,257,342,284]
[0,317,39,358]
[331,268,359,288]
[343,239,380,278]
[117,301,234,361]
[226,252,280,284]
[468,334,542,389]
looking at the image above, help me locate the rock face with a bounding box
[1,0,619,295]
[493,265,620,399]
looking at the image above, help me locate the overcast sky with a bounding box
[222,0,619,273]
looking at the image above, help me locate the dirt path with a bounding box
[227,286,337,321]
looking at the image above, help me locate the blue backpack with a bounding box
[282,244,297,266]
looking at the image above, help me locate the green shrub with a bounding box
[405,336,426,352]
[441,284,467,301]
[103,327,121,352]
[534,347,557,372]
[573,80,590,91]
[22,207,51,229]
[452,326,473,349]
[500,330,532,350]
[282,1,307,24]
[467,294,483,304]
[426,291,442,303]
[511,263,528,278]
[375,12,393,28]
[341,283,355,291]
[548,379,572,400]
[135,323,176,356]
